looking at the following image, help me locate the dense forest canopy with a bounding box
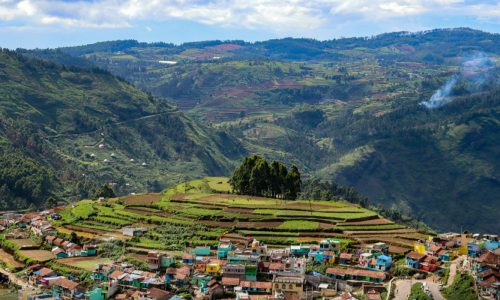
[229,155,301,200]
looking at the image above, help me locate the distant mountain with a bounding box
[0,49,245,210]
[15,28,500,232]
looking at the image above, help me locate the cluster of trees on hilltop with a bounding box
[229,155,301,200]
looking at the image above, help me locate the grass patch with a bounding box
[277,220,319,231]
[408,282,432,300]
[443,273,477,300]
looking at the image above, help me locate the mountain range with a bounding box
[2,27,499,232]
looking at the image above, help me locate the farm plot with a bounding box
[7,239,39,249]
[120,193,161,206]
[0,249,23,269]
[19,250,53,262]
[57,257,113,271]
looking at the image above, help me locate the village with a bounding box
[0,208,498,300]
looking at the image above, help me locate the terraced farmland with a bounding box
[56,177,430,253]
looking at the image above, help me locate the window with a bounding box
[275,283,279,288]
[282,284,286,289]
[289,284,293,289]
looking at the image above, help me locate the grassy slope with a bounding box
[20,29,500,231]
[0,50,245,207]
[57,177,428,253]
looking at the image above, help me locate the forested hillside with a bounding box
[0,49,245,210]
[15,28,500,232]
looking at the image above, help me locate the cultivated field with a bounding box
[57,257,113,271]
[19,250,53,262]
[57,177,428,253]
[0,249,23,269]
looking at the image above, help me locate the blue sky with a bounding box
[0,0,498,49]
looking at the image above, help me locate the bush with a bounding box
[443,273,477,300]
[408,282,432,300]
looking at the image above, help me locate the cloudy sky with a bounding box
[0,0,499,49]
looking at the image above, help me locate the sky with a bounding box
[0,0,499,49]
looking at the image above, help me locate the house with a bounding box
[437,249,450,261]
[326,267,386,283]
[321,251,335,264]
[319,239,341,253]
[147,252,175,270]
[239,280,272,294]
[175,266,191,286]
[148,252,163,270]
[374,255,392,271]
[82,244,97,256]
[339,253,353,265]
[195,257,209,272]
[52,277,80,299]
[427,244,442,256]
[53,238,64,247]
[420,255,440,272]
[244,265,258,281]
[269,262,285,275]
[217,242,234,259]
[34,267,57,278]
[207,280,224,300]
[52,247,68,258]
[223,264,245,280]
[221,277,240,292]
[122,226,148,237]
[192,274,212,288]
[206,262,222,275]
[182,253,194,265]
[359,253,373,269]
[192,246,211,256]
[67,244,82,257]
[467,242,480,257]
[145,287,173,300]
[405,251,426,269]
[272,275,304,299]
[290,245,310,257]
[45,235,57,244]
[477,269,499,299]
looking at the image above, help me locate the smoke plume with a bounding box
[421,52,494,109]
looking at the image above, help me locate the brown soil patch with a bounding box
[0,249,23,269]
[200,220,282,229]
[127,253,149,263]
[319,223,336,230]
[344,228,417,236]
[19,250,53,262]
[170,194,188,201]
[121,193,161,206]
[337,218,392,226]
[8,239,38,249]
[223,207,254,214]
[64,224,109,235]
[124,207,171,218]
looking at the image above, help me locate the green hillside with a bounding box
[0,49,245,209]
[13,28,500,231]
[55,177,429,254]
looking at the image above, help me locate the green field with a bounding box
[56,177,425,252]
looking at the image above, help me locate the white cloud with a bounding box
[0,0,497,31]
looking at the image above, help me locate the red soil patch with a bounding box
[208,44,244,51]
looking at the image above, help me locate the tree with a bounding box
[229,155,301,200]
[285,165,301,200]
[95,185,115,198]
